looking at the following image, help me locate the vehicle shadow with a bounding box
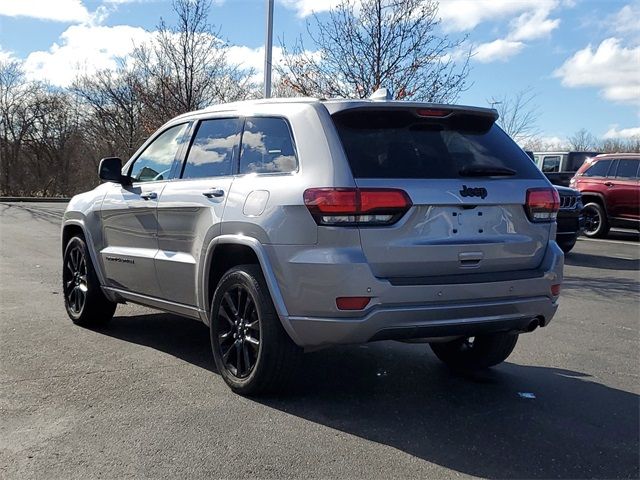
[96,313,639,479]
[565,252,639,271]
[562,275,640,297]
[607,230,640,242]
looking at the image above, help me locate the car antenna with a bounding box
[370,87,392,101]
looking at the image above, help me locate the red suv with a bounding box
[570,154,640,237]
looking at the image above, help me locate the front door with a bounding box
[156,117,242,306]
[100,123,189,297]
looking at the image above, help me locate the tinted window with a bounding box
[182,118,241,179]
[615,159,639,179]
[567,152,599,172]
[239,117,297,174]
[542,156,561,173]
[583,160,611,177]
[130,124,188,182]
[332,110,540,179]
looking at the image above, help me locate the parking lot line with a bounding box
[577,237,639,247]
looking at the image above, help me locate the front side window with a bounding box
[542,156,561,173]
[182,118,242,179]
[615,159,640,179]
[583,160,610,177]
[239,117,297,174]
[129,124,188,182]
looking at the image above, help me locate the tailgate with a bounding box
[354,178,551,278]
[331,106,554,280]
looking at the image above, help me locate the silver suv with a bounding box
[62,97,563,394]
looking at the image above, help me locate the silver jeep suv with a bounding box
[62,97,563,394]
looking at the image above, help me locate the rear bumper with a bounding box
[288,296,557,347]
[269,242,563,348]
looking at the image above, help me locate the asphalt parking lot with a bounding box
[1,201,638,479]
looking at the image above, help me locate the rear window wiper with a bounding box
[459,165,516,177]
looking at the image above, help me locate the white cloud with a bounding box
[0,45,16,63]
[463,0,561,63]
[0,0,90,22]
[508,8,560,41]
[23,25,154,86]
[607,2,640,40]
[438,0,558,32]
[226,45,285,82]
[603,126,640,139]
[473,39,524,63]
[554,38,640,105]
[278,0,341,17]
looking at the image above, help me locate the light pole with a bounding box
[264,0,274,98]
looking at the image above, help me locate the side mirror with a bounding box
[98,157,129,184]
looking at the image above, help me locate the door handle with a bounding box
[140,191,158,200]
[203,188,225,198]
[604,182,614,187]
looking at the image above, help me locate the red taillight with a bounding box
[303,188,412,226]
[416,108,451,117]
[551,284,561,296]
[525,188,560,222]
[336,296,371,310]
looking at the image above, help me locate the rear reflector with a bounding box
[336,296,371,310]
[551,284,561,296]
[304,188,412,226]
[525,188,560,222]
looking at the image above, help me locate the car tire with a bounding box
[63,235,116,327]
[429,333,518,370]
[558,238,576,253]
[209,264,302,395]
[582,202,609,238]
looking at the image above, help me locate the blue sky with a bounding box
[0,0,638,144]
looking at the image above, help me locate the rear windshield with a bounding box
[332,109,541,179]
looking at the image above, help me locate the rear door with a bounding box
[155,117,242,306]
[331,108,553,279]
[607,158,640,220]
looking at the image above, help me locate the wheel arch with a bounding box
[61,220,109,290]
[199,235,302,346]
[580,191,609,214]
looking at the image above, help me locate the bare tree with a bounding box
[131,0,255,125]
[278,0,470,101]
[599,136,640,153]
[72,66,148,159]
[26,88,88,196]
[0,61,40,194]
[568,128,597,151]
[491,87,540,144]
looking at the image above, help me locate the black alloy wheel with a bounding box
[216,285,261,378]
[582,202,609,238]
[62,235,116,326]
[63,242,88,316]
[210,265,302,395]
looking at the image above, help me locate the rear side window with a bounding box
[239,117,297,174]
[182,118,242,179]
[542,156,561,173]
[583,160,610,177]
[332,110,540,179]
[615,159,639,179]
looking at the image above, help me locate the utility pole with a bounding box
[264,0,274,98]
